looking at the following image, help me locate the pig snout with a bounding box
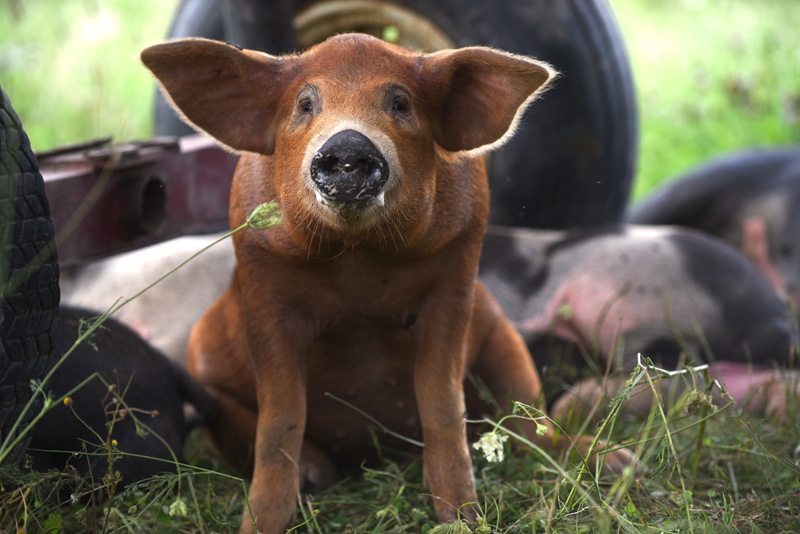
[310,129,389,209]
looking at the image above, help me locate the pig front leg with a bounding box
[550,374,682,422]
[191,286,310,534]
[709,361,800,420]
[414,289,479,522]
[549,330,702,421]
[240,312,311,534]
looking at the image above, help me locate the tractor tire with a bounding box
[0,85,60,466]
[155,0,637,230]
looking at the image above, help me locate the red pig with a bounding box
[142,34,634,533]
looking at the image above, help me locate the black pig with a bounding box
[28,306,219,489]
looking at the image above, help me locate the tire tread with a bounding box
[0,85,60,466]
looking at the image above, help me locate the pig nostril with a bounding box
[341,158,373,174]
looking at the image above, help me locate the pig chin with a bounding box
[312,186,387,217]
[307,181,391,231]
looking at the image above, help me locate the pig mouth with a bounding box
[309,129,390,214]
[312,190,387,217]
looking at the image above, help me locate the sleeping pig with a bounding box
[628,148,800,312]
[478,224,796,419]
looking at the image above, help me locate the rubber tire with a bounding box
[155,0,637,230]
[0,85,60,466]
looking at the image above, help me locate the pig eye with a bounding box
[384,85,416,127]
[299,98,314,113]
[392,97,409,113]
[295,85,319,117]
[385,84,412,116]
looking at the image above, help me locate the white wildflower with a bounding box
[535,420,548,436]
[168,498,188,518]
[473,432,508,463]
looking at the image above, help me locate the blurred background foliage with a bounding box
[1,0,798,199]
[614,0,800,198]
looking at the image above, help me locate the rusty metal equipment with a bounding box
[39,135,237,269]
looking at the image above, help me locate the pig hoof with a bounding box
[299,442,337,492]
[597,446,643,476]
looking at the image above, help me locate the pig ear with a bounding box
[420,48,556,153]
[141,38,286,155]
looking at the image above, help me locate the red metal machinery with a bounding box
[39,135,238,269]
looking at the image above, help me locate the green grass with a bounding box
[612,0,800,198]
[3,362,800,533]
[2,1,800,532]
[0,0,178,150]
